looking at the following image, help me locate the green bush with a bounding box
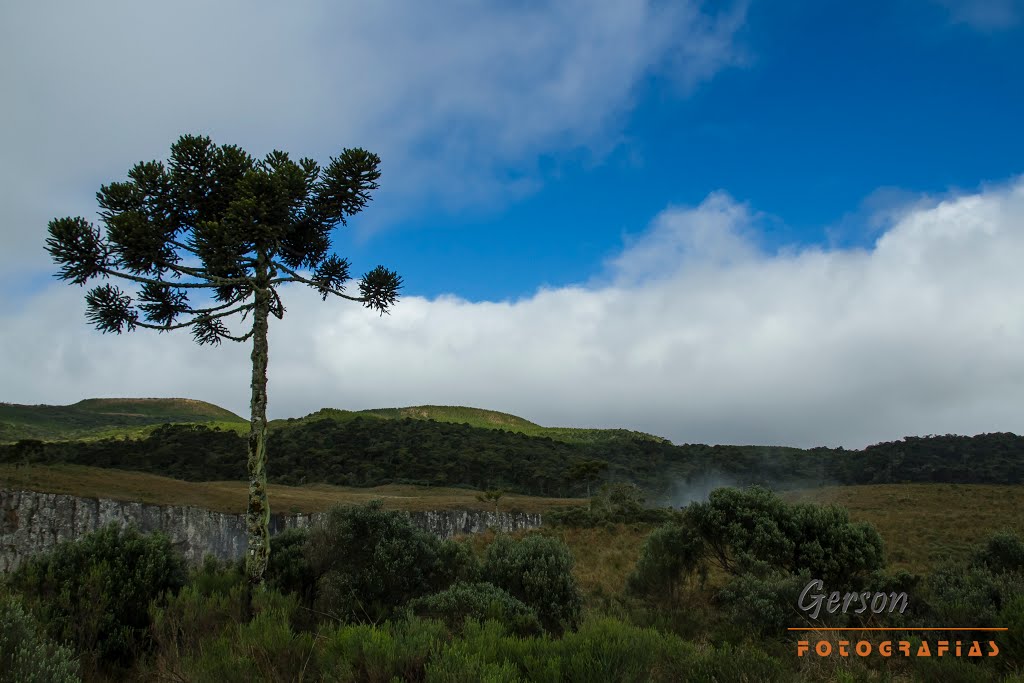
[319,616,447,682]
[408,582,543,637]
[148,582,251,678]
[264,527,317,604]
[7,522,187,670]
[189,554,246,597]
[909,656,1004,683]
[559,618,692,683]
[547,483,680,528]
[305,501,463,622]
[176,590,316,683]
[482,534,583,634]
[685,486,885,583]
[426,641,524,683]
[998,593,1024,670]
[923,564,1024,626]
[437,537,483,584]
[0,592,80,683]
[687,642,790,682]
[714,571,809,639]
[972,529,1024,575]
[429,616,788,683]
[626,522,706,604]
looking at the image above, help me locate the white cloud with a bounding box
[0,0,746,277]
[3,179,1024,449]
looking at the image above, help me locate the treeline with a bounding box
[2,417,1022,498]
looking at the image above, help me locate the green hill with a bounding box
[4,397,1023,502]
[283,405,669,445]
[1,397,668,447]
[4,405,1023,500]
[0,398,246,443]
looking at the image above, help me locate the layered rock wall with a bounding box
[0,489,543,572]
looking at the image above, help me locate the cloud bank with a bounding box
[3,180,1023,449]
[0,0,746,277]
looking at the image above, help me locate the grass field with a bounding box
[3,465,1021,602]
[782,482,1024,572]
[0,464,584,514]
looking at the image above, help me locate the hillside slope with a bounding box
[2,397,667,447]
[285,405,669,445]
[0,398,245,442]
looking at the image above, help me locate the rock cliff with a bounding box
[0,489,543,572]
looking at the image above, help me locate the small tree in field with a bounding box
[45,134,402,588]
[476,489,504,513]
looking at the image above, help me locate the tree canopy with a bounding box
[45,134,402,588]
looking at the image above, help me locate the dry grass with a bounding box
[782,483,1024,572]
[0,464,585,514]
[3,465,1022,582]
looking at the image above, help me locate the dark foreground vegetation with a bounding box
[3,416,1023,499]
[2,486,1022,682]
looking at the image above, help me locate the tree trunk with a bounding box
[245,278,271,589]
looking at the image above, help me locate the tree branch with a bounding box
[187,294,250,316]
[100,267,252,289]
[269,261,364,303]
[222,329,256,343]
[168,239,200,257]
[132,303,252,331]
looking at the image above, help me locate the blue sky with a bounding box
[338,0,1024,302]
[2,0,1024,448]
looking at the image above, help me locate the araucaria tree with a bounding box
[45,134,402,588]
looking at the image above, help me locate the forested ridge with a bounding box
[2,415,1021,499]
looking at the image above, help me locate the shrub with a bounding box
[923,564,1024,627]
[264,527,317,604]
[176,590,316,683]
[910,656,1004,683]
[627,522,706,604]
[546,483,680,528]
[972,529,1024,575]
[687,642,789,683]
[999,594,1024,670]
[0,592,80,683]
[190,554,246,597]
[482,534,582,634]
[408,582,543,637]
[431,616,788,683]
[437,538,482,585]
[305,501,461,622]
[559,618,692,683]
[713,571,810,639]
[7,522,187,670]
[155,589,315,683]
[148,582,251,679]
[425,641,525,683]
[319,616,447,682]
[685,486,885,583]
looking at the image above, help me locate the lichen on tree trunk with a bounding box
[245,279,271,589]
